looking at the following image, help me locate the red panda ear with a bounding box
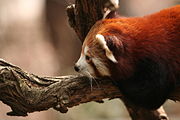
[103,34,124,56]
[95,34,118,63]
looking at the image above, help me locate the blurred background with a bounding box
[0,0,179,120]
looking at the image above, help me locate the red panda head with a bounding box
[74,33,119,78]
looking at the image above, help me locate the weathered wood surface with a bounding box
[0,58,179,119]
[0,59,121,116]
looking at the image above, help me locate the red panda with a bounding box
[74,5,180,110]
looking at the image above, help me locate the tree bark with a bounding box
[0,58,179,118]
[0,59,121,116]
[0,58,179,119]
[0,0,179,120]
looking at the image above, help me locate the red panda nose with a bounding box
[74,65,80,72]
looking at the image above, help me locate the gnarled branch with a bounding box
[0,58,179,119]
[0,59,121,116]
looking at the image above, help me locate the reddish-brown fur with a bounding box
[84,5,180,109]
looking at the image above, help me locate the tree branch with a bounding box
[0,56,179,119]
[0,59,122,116]
[0,58,178,119]
[67,0,119,42]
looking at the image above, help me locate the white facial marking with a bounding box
[92,58,111,76]
[76,54,86,69]
[76,46,89,66]
[84,46,89,55]
[76,46,94,77]
[96,34,118,63]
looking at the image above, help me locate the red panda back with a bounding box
[94,5,180,77]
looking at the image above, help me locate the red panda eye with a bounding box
[85,55,91,61]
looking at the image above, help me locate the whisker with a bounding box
[84,71,93,91]
[90,77,93,91]
[89,75,100,89]
[89,74,94,91]
[92,78,100,88]
[86,71,101,90]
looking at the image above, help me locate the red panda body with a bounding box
[75,5,180,109]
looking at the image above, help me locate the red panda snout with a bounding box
[74,64,80,72]
[74,50,95,77]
